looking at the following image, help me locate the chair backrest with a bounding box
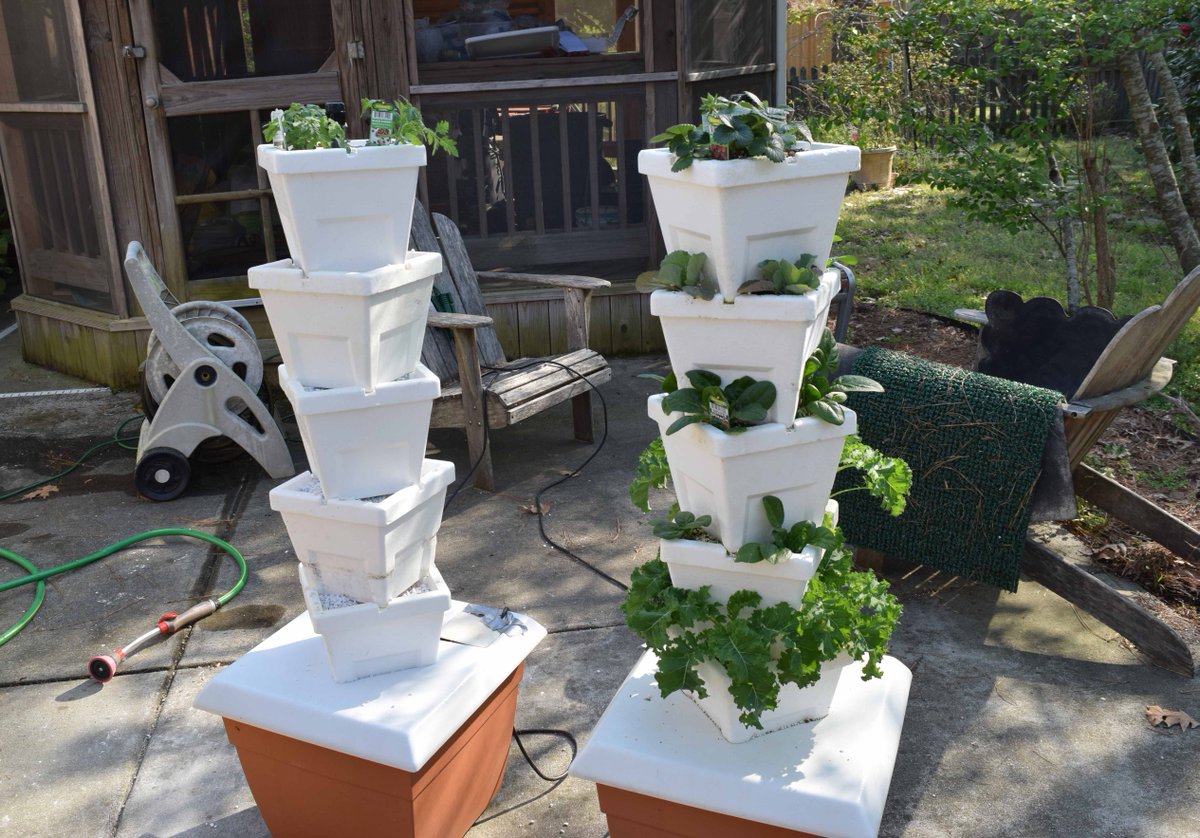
[1074,265,1200,401]
[410,203,507,382]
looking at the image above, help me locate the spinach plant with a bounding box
[651,509,713,540]
[734,496,841,564]
[263,103,347,151]
[738,254,822,296]
[361,98,458,156]
[797,329,883,426]
[623,541,902,730]
[635,250,717,299]
[652,92,812,172]
[661,370,776,435]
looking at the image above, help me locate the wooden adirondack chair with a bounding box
[952,266,1200,674]
[410,206,613,491]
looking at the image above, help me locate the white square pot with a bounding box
[650,394,855,553]
[660,500,838,608]
[639,145,860,300]
[279,362,440,500]
[250,252,442,392]
[257,141,426,273]
[651,273,838,423]
[299,563,452,683]
[690,653,854,743]
[269,460,455,606]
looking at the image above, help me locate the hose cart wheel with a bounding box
[135,448,192,502]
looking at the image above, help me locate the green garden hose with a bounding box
[0,528,249,673]
[0,415,143,502]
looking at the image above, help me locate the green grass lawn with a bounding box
[833,145,1200,409]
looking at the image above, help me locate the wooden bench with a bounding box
[411,207,613,491]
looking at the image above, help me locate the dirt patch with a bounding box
[845,300,1200,627]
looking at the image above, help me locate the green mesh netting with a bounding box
[833,347,1061,591]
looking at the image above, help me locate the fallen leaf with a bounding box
[1092,542,1127,559]
[519,500,551,515]
[21,484,59,500]
[1145,705,1199,730]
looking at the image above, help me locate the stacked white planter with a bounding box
[633,146,863,740]
[254,141,458,683]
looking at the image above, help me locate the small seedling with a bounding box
[651,508,713,540]
[652,91,812,171]
[735,496,841,564]
[661,370,776,435]
[361,98,458,156]
[636,251,717,299]
[263,103,347,151]
[739,254,822,295]
[797,329,884,426]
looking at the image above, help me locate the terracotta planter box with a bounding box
[249,252,442,392]
[651,274,839,424]
[257,141,426,274]
[597,785,821,837]
[222,663,523,838]
[639,145,859,300]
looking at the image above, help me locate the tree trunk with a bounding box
[1118,49,1200,274]
[1147,49,1200,230]
[1083,151,1116,309]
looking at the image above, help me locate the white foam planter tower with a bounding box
[250,252,442,392]
[638,145,860,300]
[299,563,451,683]
[269,460,455,606]
[660,500,837,609]
[650,394,855,553]
[279,362,439,500]
[257,142,425,273]
[651,272,838,423]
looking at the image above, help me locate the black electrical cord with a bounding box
[512,727,578,782]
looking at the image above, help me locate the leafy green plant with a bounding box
[833,436,913,517]
[797,329,883,425]
[652,92,813,172]
[263,103,347,151]
[361,98,458,156]
[623,542,901,730]
[738,254,822,295]
[635,250,717,299]
[734,497,840,564]
[661,370,776,435]
[651,509,713,540]
[630,436,671,512]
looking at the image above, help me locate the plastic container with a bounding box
[250,252,442,392]
[269,460,455,606]
[279,362,440,500]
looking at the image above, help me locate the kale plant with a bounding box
[361,98,458,156]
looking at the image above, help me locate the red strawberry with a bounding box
[1182,23,1193,37]
[709,143,729,160]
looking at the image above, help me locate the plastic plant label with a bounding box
[708,394,731,429]
[369,109,398,142]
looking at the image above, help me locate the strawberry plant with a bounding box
[361,97,458,156]
[651,509,714,540]
[660,370,776,435]
[635,250,717,299]
[738,254,822,295]
[651,92,813,172]
[623,538,902,730]
[734,497,841,564]
[797,329,883,425]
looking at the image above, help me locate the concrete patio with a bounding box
[1,345,1198,837]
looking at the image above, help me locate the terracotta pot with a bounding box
[221,663,523,838]
[853,146,896,190]
[597,785,821,837]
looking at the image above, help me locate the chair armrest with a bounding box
[477,270,610,291]
[428,312,494,330]
[1064,357,1176,418]
[953,308,988,326]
